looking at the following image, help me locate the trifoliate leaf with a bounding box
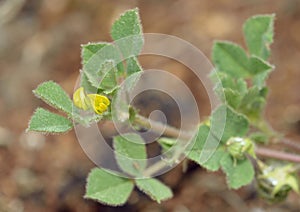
[135,178,173,203]
[212,42,273,78]
[85,168,134,206]
[27,108,73,133]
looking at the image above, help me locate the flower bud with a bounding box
[256,161,299,203]
[73,87,90,110]
[226,137,255,161]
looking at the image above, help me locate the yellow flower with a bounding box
[73,87,110,114]
[87,94,110,114]
[73,87,90,110]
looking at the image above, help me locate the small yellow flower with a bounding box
[73,87,110,114]
[87,94,110,114]
[73,87,90,110]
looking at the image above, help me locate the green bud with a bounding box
[226,137,255,161]
[256,161,299,203]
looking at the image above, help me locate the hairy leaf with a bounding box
[135,178,173,203]
[243,14,275,60]
[111,8,144,58]
[33,81,73,115]
[221,153,255,189]
[82,43,123,88]
[187,125,226,171]
[27,108,72,133]
[126,56,143,76]
[211,105,249,143]
[212,42,273,78]
[85,168,134,206]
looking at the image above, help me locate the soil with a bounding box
[0,0,300,211]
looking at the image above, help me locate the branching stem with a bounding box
[134,114,300,176]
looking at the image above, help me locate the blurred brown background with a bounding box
[0,0,300,211]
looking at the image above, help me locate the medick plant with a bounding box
[27,8,300,205]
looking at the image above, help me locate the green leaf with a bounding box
[82,43,123,88]
[111,71,142,123]
[113,133,147,176]
[85,168,134,206]
[211,71,247,95]
[243,14,275,60]
[97,60,118,93]
[82,42,124,74]
[253,68,273,88]
[27,108,73,133]
[80,72,98,94]
[135,178,173,203]
[238,86,266,122]
[33,81,73,115]
[81,42,110,65]
[212,42,273,78]
[187,125,226,171]
[250,56,274,88]
[111,8,144,58]
[126,56,143,76]
[211,105,249,143]
[249,56,273,75]
[124,71,142,92]
[221,153,255,189]
[213,42,250,78]
[201,147,226,171]
[220,88,243,109]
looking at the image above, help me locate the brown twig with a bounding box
[255,147,300,163]
[278,138,300,153]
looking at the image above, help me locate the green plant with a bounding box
[27,8,300,205]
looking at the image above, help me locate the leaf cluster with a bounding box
[27,9,300,206]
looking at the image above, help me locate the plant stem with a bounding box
[255,120,300,153]
[255,147,300,163]
[278,138,300,153]
[134,114,300,176]
[134,114,193,140]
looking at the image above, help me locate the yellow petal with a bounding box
[87,94,110,114]
[73,87,90,110]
